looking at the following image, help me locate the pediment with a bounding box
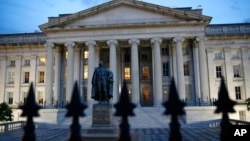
[67,5,181,27]
[39,0,211,31]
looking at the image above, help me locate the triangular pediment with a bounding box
[39,0,211,31]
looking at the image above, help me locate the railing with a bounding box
[230,119,250,125]
[0,121,25,133]
[206,23,250,35]
[0,33,46,44]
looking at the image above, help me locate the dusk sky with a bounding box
[0,0,249,34]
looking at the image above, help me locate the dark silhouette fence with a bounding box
[18,77,248,141]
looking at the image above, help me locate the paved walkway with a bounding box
[0,107,221,141]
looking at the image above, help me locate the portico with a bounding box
[40,0,212,107]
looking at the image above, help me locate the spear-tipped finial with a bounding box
[214,77,236,141]
[114,80,136,141]
[163,78,185,116]
[163,78,185,141]
[20,82,41,141]
[214,77,236,113]
[65,81,87,141]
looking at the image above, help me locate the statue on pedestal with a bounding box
[91,61,113,104]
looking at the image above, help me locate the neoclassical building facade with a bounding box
[0,0,250,110]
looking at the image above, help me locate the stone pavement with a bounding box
[0,107,221,141]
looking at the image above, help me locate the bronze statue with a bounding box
[91,61,113,104]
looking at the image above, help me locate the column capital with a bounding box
[173,36,185,43]
[196,36,207,42]
[150,37,162,44]
[45,42,55,48]
[107,39,118,46]
[129,39,140,46]
[85,40,96,47]
[64,41,75,48]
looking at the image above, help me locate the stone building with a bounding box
[0,0,250,118]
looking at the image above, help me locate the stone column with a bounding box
[107,39,118,103]
[173,37,185,100]
[196,36,210,103]
[74,47,80,82]
[45,42,54,108]
[85,41,96,102]
[0,56,7,103]
[241,48,250,99]
[192,42,201,104]
[54,47,61,106]
[151,37,163,106]
[45,42,54,107]
[14,55,22,104]
[129,39,140,105]
[65,42,75,103]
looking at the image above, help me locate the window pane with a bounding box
[184,62,190,76]
[235,86,241,100]
[216,66,222,78]
[84,51,89,59]
[39,57,46,65]
[24,72,29,83]
[84,65,88,79]
[39,71,45,83]
[142,67,149,80]
[233,65,240,77]
[124,67,131,80]
[8,72,15,84]
[162,62,169,76]
[8,92,13,104]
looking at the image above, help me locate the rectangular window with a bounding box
[184,62,190,76]
[235,86,242,100]
[215,51,222,59]
[161,47,169,56]
[162,62,169,76]
[24,72,29,83]
[233,65,241,77]
[24,59,30,66]
[183,47,190,56]
[10,60,15,66]
[37,91,44,104]
[124,67,131,80]
[8,71,15,84]
[83,65,88,79]
[23,92,28,104]
[39,57,46,65]
[142,67,149,80]
[8,92,13,104]
[232,50,240,59]
[216,66,222,78]
[39,71,45,83]
[84,51,89,59]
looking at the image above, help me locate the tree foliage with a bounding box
[0,102,13,121]
[246,98,250,111]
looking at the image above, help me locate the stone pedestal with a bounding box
[82,104,117,141]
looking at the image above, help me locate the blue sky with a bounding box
[0,0,249,34]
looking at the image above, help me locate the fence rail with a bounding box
[0,121,25,133]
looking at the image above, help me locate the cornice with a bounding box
[39,0,211,32]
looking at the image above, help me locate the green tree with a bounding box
[0,102,13,122]
[247,98,250,111]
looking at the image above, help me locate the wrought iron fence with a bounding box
[4,77,249,141]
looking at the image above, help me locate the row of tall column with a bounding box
[44,36,209,107]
